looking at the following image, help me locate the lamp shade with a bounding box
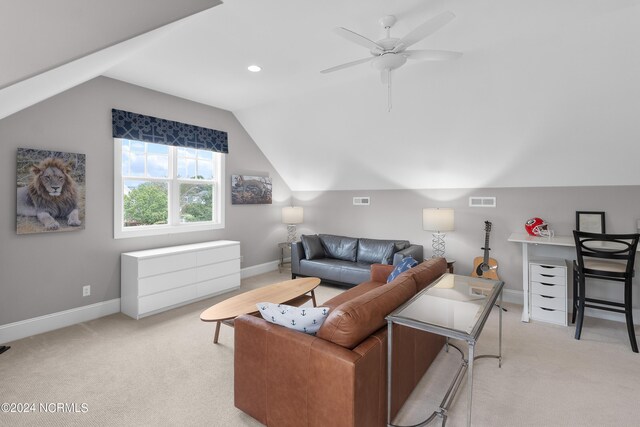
[282,207,304,224]
[423,208,454,232]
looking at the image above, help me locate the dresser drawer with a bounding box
[196,245,240,266]
[531,305,566,325]
[532,293,565,311]
[138,268,197,297]
[138,285,197,315]
[196,259,241,282]
[530,271,565,286]
[531,281,565,298]
[196,273,240,297]
[138,253,195,278]
[531,264,566,277]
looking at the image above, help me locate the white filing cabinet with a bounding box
[529,258,568,326]
[121,240,241,319]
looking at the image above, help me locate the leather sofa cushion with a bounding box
[300,234,325,259]
[370,264,395,283]
[319,234,358,262]
[316,274,417,349]
[409,258,448,292]
[357,238,397,264]
[322,281,381,310]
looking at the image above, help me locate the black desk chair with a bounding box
[572,231,640,352]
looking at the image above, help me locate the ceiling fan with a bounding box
[321,11,462,111]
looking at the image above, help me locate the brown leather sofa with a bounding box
[234,258,447,427]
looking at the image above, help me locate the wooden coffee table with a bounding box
[200,277,320,343]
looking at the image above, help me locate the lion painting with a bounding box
[17,157,82,231]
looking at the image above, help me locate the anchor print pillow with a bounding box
[256,302,330,335]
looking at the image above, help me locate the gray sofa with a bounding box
[291,234,423,287]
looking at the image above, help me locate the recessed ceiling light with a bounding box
[247,65,262,72]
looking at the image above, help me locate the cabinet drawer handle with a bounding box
[540,307,556,311]
[540,273,554,277]
[540,265,554,269]
[541,295,555,299]
[540,282,555,286]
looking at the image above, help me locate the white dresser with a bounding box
[529,258,568,326]
[121,240,241,319]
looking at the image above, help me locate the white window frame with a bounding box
[114,139,225,239]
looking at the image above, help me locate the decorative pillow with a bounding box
[301,234,325,260]
[256,302,330,335]
[387,256,418,283]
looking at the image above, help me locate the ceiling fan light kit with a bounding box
[321,11,462,111]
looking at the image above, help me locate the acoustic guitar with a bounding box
[471,221,500,280]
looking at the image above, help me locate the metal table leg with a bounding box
[387,320,393,427]
[499,290,503,367]
[467,342,474,427]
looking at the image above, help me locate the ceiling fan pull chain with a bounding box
[388,70,392,112]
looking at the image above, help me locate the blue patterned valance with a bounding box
[111,109,228,153]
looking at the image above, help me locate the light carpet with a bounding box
[1,270,640,427]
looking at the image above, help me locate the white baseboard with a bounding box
[0,260,281,344]
[241,260,280,279]
[502,289,523,305]
[0,298,121,345]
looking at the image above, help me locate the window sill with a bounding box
[114,222,224,239]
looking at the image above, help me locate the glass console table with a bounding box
[386,273,504,427]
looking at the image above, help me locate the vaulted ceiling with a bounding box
[4,0,640,191]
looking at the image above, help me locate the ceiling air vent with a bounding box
[353,197,370,206]
[469,197,496,208]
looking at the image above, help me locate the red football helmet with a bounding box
[525,217,553,237]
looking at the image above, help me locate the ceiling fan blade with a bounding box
[320,57,373,74]
[403,49,462,61]
[333,27,384,52]
[399,11,456,49]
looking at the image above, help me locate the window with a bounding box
[114,139,224,238]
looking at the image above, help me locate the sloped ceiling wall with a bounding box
[0,0,221,88]
[233,1,640,191]
[0,0,221,120]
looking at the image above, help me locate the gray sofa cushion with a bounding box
[319,234,358,262]
[299,258,372,286]
[301,234,325,259]
[357,239,397,264]
[395,241,410,251]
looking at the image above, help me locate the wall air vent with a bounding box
[469,197,496,208]
[353,197,370,206]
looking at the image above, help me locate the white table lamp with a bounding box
[423,208,455,258]
[282,207,304,243]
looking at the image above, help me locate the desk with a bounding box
[508,233,573,322]
[508,232,640,322]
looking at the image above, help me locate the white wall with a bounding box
[292,186,640,314]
